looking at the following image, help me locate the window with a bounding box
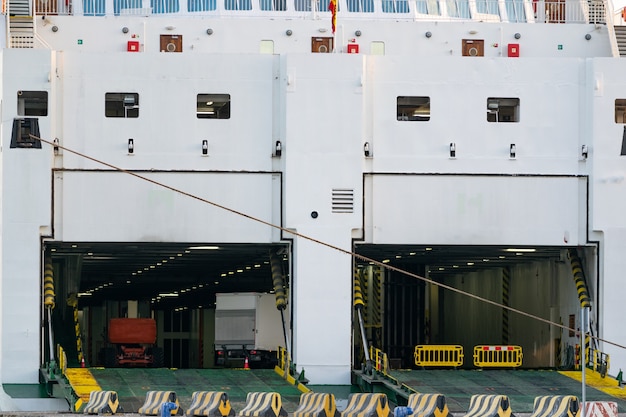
[397,96,430,121]
[347,0,374,12]
[188,0,216,11]
[260,0,286,10]
[487,97,519,122]
[105,93,139,118]
[152,0,179,13]
[382,0,409,13]
[197,94,230,119]
[18,91,48,116]
[225,0,251,10]
[615,99,626,123]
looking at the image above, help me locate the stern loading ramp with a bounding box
[57,366,626,414]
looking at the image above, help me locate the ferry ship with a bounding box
[1,0,626,410]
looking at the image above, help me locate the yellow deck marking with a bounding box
[65,368,102,402]
[559,369,626,400]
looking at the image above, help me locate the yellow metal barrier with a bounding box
[590,349,610,377]
[369,346,389,374]
[414,345,464,367]
[529,396,579,417]
[473,345,523,367]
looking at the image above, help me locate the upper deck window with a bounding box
[347,0,373,12]
[446,0,470,18]
[382,0,409,12]
[105,93,139,118]
[17,91,48,116]
[188,0,216,10]
[487,97,519,123]
[197,94,231,119]
[152,0,180,13]
[397,96,430,121]
[225,0,251,10]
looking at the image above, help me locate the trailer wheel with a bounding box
[102,347,118,368]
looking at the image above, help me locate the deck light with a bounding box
[510,143,516,159]
[275,140,282,157]
[206,28,213,35]
[364,142,371,157]
[286,29,293,36]
[449,142,456,158]
[202,139,208,156]
[425,31,432,38]
[581,144,588,159]
[514,33,521,39]
[128,138,134,154]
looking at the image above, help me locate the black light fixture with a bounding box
[202,139,208,156]
[275,140,282,157]
[449,142,456,158]
[510,143,516,159]
[53,138,59,155]
[364,142,371,157]
[128,138,134,154]
[581,144,588,160]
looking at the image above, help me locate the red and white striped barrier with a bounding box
[585,402,618,417]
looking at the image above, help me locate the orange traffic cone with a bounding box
[244,356,250,370]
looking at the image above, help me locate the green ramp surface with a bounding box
[388,369,626,413]
[90,368,305,413]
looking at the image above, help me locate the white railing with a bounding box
[30,0,606,22]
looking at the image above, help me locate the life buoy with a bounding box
[622,6,626,21]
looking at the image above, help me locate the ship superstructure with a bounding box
[1,0,626,410]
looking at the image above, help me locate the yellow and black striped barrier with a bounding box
[463,395,513,417]
[406,393,450,417]
[186,391,235,417]
[529,396,579,417]
[138,391,183,416]
[414,345,464,367]
[341,393,392,417]
[238,392,288,417]
[83,390,123,415]
[473,346,522,368]
[293,392,340,417]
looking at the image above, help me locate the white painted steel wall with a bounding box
[1,50,54,385]
[3,16,626,397]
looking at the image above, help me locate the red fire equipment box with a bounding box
[508,43,519,57]
[127,41,140,52]
[347,43,359,54]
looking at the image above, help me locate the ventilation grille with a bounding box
[332,188,354,213]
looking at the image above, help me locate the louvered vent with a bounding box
[332,188,354,213]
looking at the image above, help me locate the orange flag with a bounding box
[328,0,337,33]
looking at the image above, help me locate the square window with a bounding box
[487,97,520,123]
[397,96,430,121]
[18,91,48,116]
[105,93,139,118]
[197,94,230,119]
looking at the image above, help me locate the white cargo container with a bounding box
[214,292,288,368]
